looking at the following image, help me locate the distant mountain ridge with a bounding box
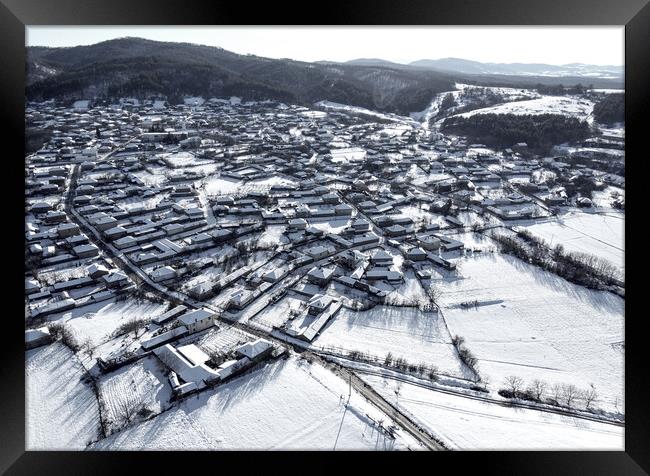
[346,57,623,80]
[26,37,623,114]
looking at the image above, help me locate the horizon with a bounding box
[25,26,624,66]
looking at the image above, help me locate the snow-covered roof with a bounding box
[235,339,273,360]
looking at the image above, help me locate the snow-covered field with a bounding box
[592,186,624,209]
[329,147,366,163]
[362,374,624,450]
[204,176,243,196]
[26,342,102,449]
[437,252,624,411]
[98,356,173,434]
[92,356,422,450]
[456,95,594,120]
[519,211,624,274]
[313,305,466,378]
[48,298,168,348]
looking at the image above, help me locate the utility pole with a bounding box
[348,374,351,402]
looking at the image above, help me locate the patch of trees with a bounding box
[560,174,606,199]
[440,93,457,111]
[593,93,624,124]
[451,335,479,377]
[26,127,53,154]
[490,229,621,288]
[441,113,591,152]
[499,376,600,412]
[114,317,148,339]
[535,83,591,95]
[48,322,81,352]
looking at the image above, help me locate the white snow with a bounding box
[98,356,173,434]
[519,211,624,274]
[362,374,624,450]
[26,342,102,449]
[456,95,594,121]
[313,305,466,378]
[438,252,624,411]
[92,356,422,450]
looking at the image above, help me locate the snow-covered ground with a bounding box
[313,305,466,378]
[48,298,168,348]
[456,95,594,121]
[592,186,624,209]
[362,374,624,450]
[91,356,423,450]
[315,100,416,126]
[26,342,102,449]
[98,356,173,435]
[204,176,243,196]
[519,210,624,274]
[437,252,624,411]
[329,147,366,163]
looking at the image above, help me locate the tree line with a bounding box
[441,113,591,152]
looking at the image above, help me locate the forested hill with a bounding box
[26,37,457,115]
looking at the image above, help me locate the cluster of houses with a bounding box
[25,94,622,367]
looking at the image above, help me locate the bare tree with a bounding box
[81,338,96,360]
[504,376,524,396]
[561,383,579,408]
[581,384,598,410]
[428,283,442,306]
[550,383,563,404]
[118,318,147,339]
[528,379,547,401]
[115,393,145,427]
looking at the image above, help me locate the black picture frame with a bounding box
[1,0,647,473]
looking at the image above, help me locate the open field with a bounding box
[92,356,422,450]
[362,373,624,450]
[519,210,624,273]
[313,305,467,378]
[437,252,624,411]
[26,342,102,449]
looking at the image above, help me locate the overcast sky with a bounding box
[26,26,624,66]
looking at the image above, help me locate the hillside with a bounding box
[26,37,457,115]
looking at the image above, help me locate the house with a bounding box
[102,271,129,288]
[86,263,109,279]
[25,278,41,295]
[152,305,188,325]
[306,266,335,286]
[365,269,403,283]
[104,226,128,241]
[29,202,52,214]
[177,309,215,334]
[25,327,52,350]
[418,235,441,251]
[385,224,406,237]
[44,211,67,224]
[228,289,256,310]
[262,268,286,283]
[92,214,118,231]
[407,247,427,261]
[150,266,177,283]
[307,294,334,315]
[73,243,99,259]
[57,222,80,238]
[370,249,393,266]
[351,219,370,232]
[235,339,273,361]
[305,245,330,260]
[288,218,307,231]
[334,203,353,216]
[114,235,138,250]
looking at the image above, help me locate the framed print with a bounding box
[1,0,647,473]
